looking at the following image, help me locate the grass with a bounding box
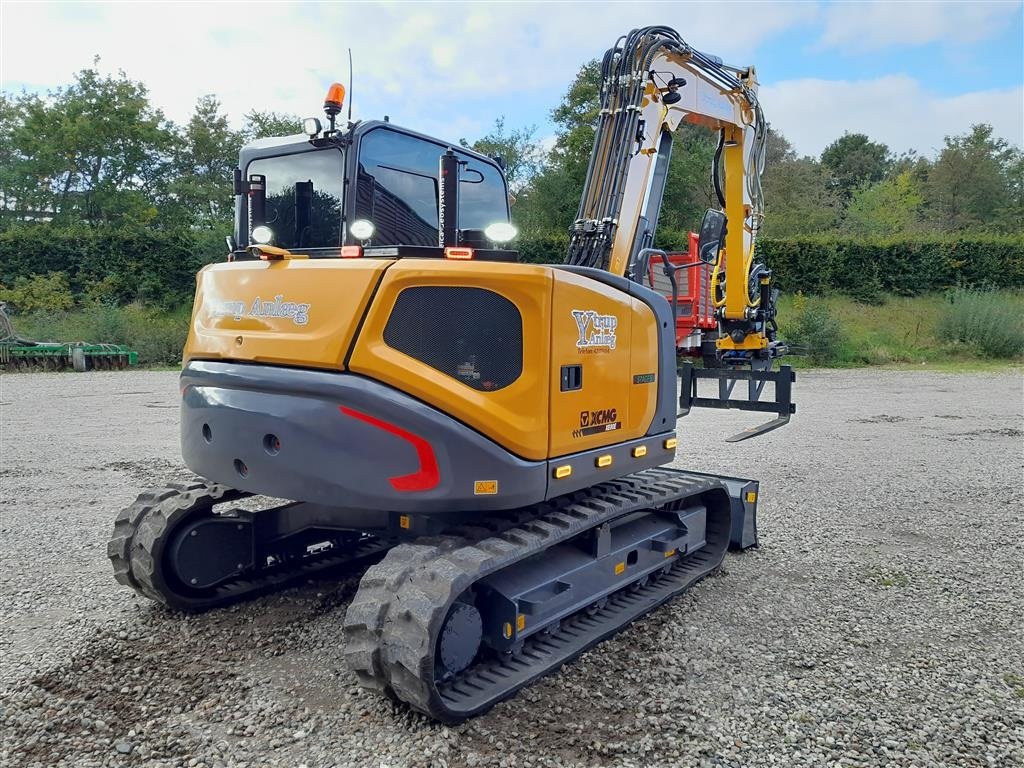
[7,290,1024,370]
[938,287,1024,358]
[1004,673,1024,699]
[776,289,1024,369]
[862,567,911,588]
[12,304,190,366]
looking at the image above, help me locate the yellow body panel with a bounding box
[186,258,662,462]
[547,271,659,457]
[184,259,389,369]
[349,260,553,461]
[628,296,661,434]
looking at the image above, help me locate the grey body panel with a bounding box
[683,471,760,550]
[180,362,678,515]
[181,361,547,513]
[544,432,676,498]
[555,266,677,437]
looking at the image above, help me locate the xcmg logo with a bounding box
[571,309,617,351]
[580,408,617,428]
[574,406,621,438]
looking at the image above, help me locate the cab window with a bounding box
[355,128,508,246]
[247,149,344,249]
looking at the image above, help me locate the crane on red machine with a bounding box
[563,25,793,439]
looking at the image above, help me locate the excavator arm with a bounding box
[566,26,793,439]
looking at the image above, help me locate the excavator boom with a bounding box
[568,28,764,301]
[567,26,792,439]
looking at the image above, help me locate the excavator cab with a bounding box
[229,120,514,260]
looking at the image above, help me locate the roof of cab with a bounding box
[237,120,504,175]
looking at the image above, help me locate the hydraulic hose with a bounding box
[713,129,726,208]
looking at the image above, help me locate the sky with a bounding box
[1,0,1022,159]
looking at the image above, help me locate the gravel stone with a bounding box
[1,368,1022,767]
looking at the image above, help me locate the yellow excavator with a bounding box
[108,26,795,721]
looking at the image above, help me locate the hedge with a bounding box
[0,224,225,309]
[518,230,1024,300]
[1,223,1021,306]
[754,235,1024,301]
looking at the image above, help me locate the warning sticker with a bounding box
[474,480,499,495]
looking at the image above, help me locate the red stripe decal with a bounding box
[339,406,440,492]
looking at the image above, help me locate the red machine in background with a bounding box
[647,232,720,366]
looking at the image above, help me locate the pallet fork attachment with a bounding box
[679,362,796,442]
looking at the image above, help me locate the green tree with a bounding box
[17,64,174,224]
[844,171,926,236]
[659,123,718,233]
[764,126,796,169]
[925,124,1020,232]
[821,132,891,199]
[0,93,35,217]
[762,157,841,236]
[167,95,240,226]
[514,60,600,231]
[513,60,602,231]
[1004,151,1024,231]
[242,110,301,141]
[460,116,546,192]
[0,272,74,312]
[548,60,603,173]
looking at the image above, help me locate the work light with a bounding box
[484,222,517,244]
[302,117,322,137]
[251,225,274,244]
[350,219,374,241]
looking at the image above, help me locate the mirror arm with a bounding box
[635,248,680,323]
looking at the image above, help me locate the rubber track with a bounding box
[108,480,392,612]
[342,467,732,721]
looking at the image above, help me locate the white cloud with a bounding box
[816,0,1020,52]
[761,75,1024,157]
[0,1,816,134]
[2,0,1020,160]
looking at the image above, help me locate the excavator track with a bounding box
[342,467,734,722]
[108,480,393,612]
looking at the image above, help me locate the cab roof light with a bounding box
[302,117,322,137]
[324,82,346,114]
[444,247,474,260]
[341,245,363,258]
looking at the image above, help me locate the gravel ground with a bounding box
[1,368,1022,768]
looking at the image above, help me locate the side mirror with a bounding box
[697,208,727,264]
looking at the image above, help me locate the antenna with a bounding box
[347,48,354,124]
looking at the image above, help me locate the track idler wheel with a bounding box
[108,481,252,611]
[436,600,483,680]
[166,516,255,590]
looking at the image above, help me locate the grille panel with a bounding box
[383,287,523,391]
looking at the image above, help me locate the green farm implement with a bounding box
[0,304,138,372]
